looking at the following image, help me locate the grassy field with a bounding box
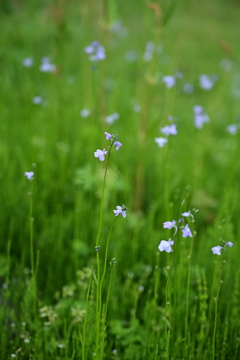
[0,0,240,359]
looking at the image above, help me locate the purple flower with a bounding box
[39,57,56,73]
[199,75,213,90]
[163,220,176,229]
[226,124,238,135]
[193,105,209,129]
[226,242,233,247]
[211,246,223,255]
[163,76,176,89]
[84,41,106,61]
[158,239,174,253]
[181,211,191,217]
[182,224,192,238]
[105,113,119,124]
[104,132,113,140]
[155,137,168,148]
[24,171,34,180]
[94,149,108,161]
[22,58,34,67]
[113,141,122,150]
[113,205,127,218]
[160,124,177,136]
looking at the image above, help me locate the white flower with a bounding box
[24,171,34,180]
[22,58,34,67]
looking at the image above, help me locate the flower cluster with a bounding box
[84,41,106,62]
[193,105,210,129]
[94,132,122,161]
[211,241,233,255]
[158,209,198,253]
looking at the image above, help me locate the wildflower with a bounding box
[95,246,101,252]
[211,246,223,255]
[182,224,192,238]
[113,141,122,150]
[158,239,174,253]
[226,242,233,247]
[113,205,127,218]
[199,74,218,90]
[24,171,34,180]
[181,211,191,217]
[155,137,168,147]
[143,41,154,62]
[39,57,56,73]
[163,220,176,229]
[163,75,176,89]
[84,41,106,61]
[183,83,194,94]
[193,105,209,129]
[32,96,43,105]
[105,132,113,140]
[133,104,141,112]
[22,58,33,67]
[94,149,108,161]
[105,112,119,124]
[226,124,238,135]
[160,124,177,136]
[80,109,90,118]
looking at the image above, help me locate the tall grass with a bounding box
[0,0,240,358]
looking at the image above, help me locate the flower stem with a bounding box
[212,258,224,360]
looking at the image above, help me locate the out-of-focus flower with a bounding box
[105,113,119,124]
[226,242,233,247]
[181,211,191,217]
[155,137,168,147]
[32,96,43,105]
[160,124,177,136]
[163,76,176,89]
[193,105,209,129]
[80,109,90,118]
[226,124,238,135]
[84,41,106,61]
[183,83,194,94]
[24,171,34,180]
[199,74,218,90]
[22,58,34,67]
[105,132,113,140]
[39,57,56,73]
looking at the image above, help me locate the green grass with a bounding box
[0,0,240,358]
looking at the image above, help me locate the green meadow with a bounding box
[0,0,240,358]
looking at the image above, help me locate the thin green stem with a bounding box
[213,259,224,360]
[165,252,174,360]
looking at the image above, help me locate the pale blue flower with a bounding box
[163,76,176,89]
[155,137,168,147]
[22,58,33,67]
[84,41,106,61]
[113,205,127,218]
[181,211,191,217]
[24,171,34,180]
[161,124,177,136]
[94,149,108,161]
[114,141,122,150]
[39,57,56,73]
[226,124,238,135]
[163,220,176,229]
[104,132,113,140]
[182,224,192,238]
[105,113,119,124]
[211,246,223,255]
[80,109,90,118]
[158,239,174,253]
[227,242,233,247]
